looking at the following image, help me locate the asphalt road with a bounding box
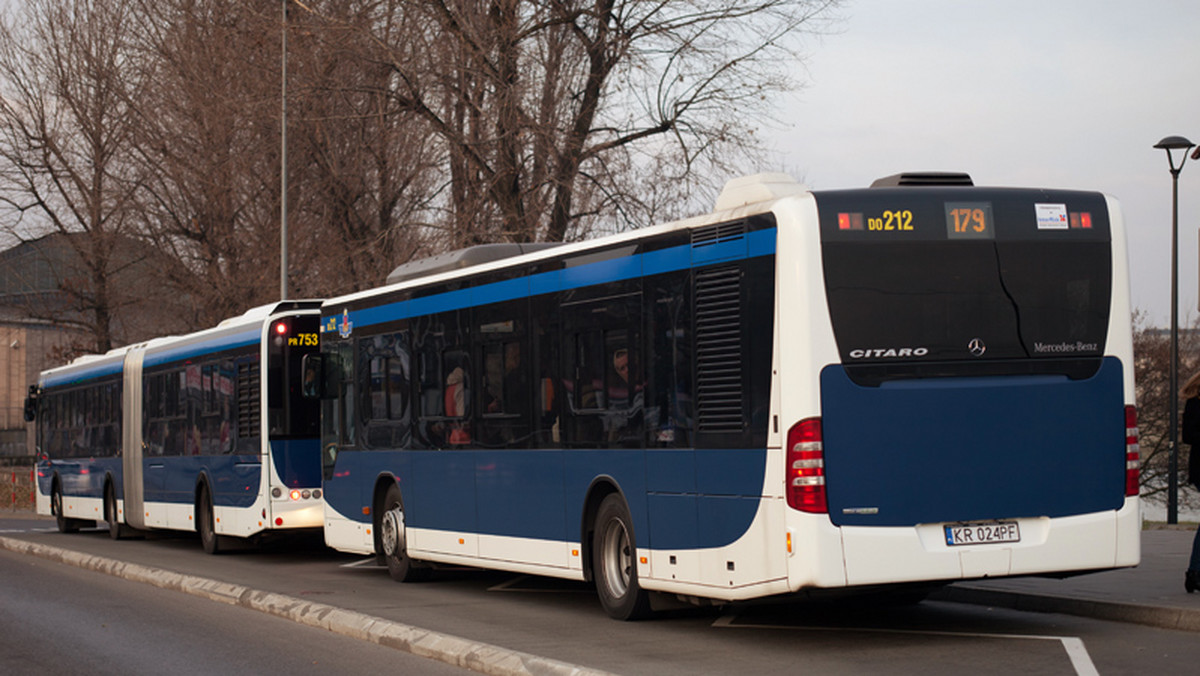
[0,546,469,676]
[3,515,1199,675]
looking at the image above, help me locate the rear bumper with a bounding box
[830,497,1139,587]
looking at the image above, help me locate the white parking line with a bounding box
[488,575,592,594]
[712,614,1099,676]
[339,556,378,569]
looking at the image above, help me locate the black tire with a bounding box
[380,484,429,582]
[51,483,80,534]
[104,483,131,540]
[197,484,221,555]
[592,493,651,620]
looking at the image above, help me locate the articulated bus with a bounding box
[311,172,1139,619]
[29,301,324,553]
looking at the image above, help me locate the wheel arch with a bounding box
[579,475,625,584]
[371,473,401,556]
[193,471,214,521]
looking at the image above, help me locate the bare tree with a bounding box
[1134,313,1200,512]
[285,2,444,295]
[0,0,159,356]
[0,0,840,354]
[125,0,287,328]
[296,0,841,245]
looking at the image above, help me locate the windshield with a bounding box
[267,313,322,438]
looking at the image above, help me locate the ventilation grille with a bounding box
[237,361,260,438]
[870,172,974,188]
[691,221,746,248]
[694,265,743,433]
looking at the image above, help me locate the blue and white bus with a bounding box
[30,301,325,553]
[311,172,1140,619]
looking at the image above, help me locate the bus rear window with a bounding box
[815,189,1112,384]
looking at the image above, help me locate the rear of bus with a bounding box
[777,174,1139,591]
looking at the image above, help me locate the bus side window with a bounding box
[648,273,692,447]
[443,350,471,445]
[335,344,356,448]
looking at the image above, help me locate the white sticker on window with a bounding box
[1035,203,1069,230]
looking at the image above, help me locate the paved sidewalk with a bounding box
[933,527,1200,632]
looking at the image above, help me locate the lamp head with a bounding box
[1154,135,1195,150]
[1156,135,1196,174]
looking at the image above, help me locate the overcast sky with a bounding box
[767,0,1200,327]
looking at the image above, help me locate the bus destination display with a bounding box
[944,202,994,239]
[825,191,1107,243]
[837,202,996,240]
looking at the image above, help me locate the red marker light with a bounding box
[274,322,288,335]
[1080,212,1092,229]
[837,213,863,231]
[1125,405,1140,497]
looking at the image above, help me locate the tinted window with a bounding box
[267,314,321,438]
[817,188,1112,384]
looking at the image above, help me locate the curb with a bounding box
[931,584,1200,633]
[0,536,614,676]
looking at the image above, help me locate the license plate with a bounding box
[943,521,1020,546]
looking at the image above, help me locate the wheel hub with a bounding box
[381,507,405,558]
[602,520,631,597]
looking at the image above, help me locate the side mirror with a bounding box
[301,354,324,399]
[23,385,39,422]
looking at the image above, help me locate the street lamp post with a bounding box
[280,0,289,301]
[1154,134,1194,525]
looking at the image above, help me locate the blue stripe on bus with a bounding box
[44,326,264,388]
[143,455,261,508]
[329,228,778,332]
[143,327,261,368]
[324,446,766,550]
[39,457,123,499]
[42,360,123,388]
[47,444,319,508]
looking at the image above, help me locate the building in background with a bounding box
[0,235,93,457]
[0,233,183,458]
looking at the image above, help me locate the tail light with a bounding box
[787,418,827,513]
[1124,405,1139,497]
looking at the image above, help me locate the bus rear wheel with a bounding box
[197,484,222,555]
[104,483,131,540]
[51,483,81,534]
[380,485,429,582]
[592,493,651,620]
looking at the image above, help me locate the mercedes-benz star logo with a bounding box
[968,338,986,357]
